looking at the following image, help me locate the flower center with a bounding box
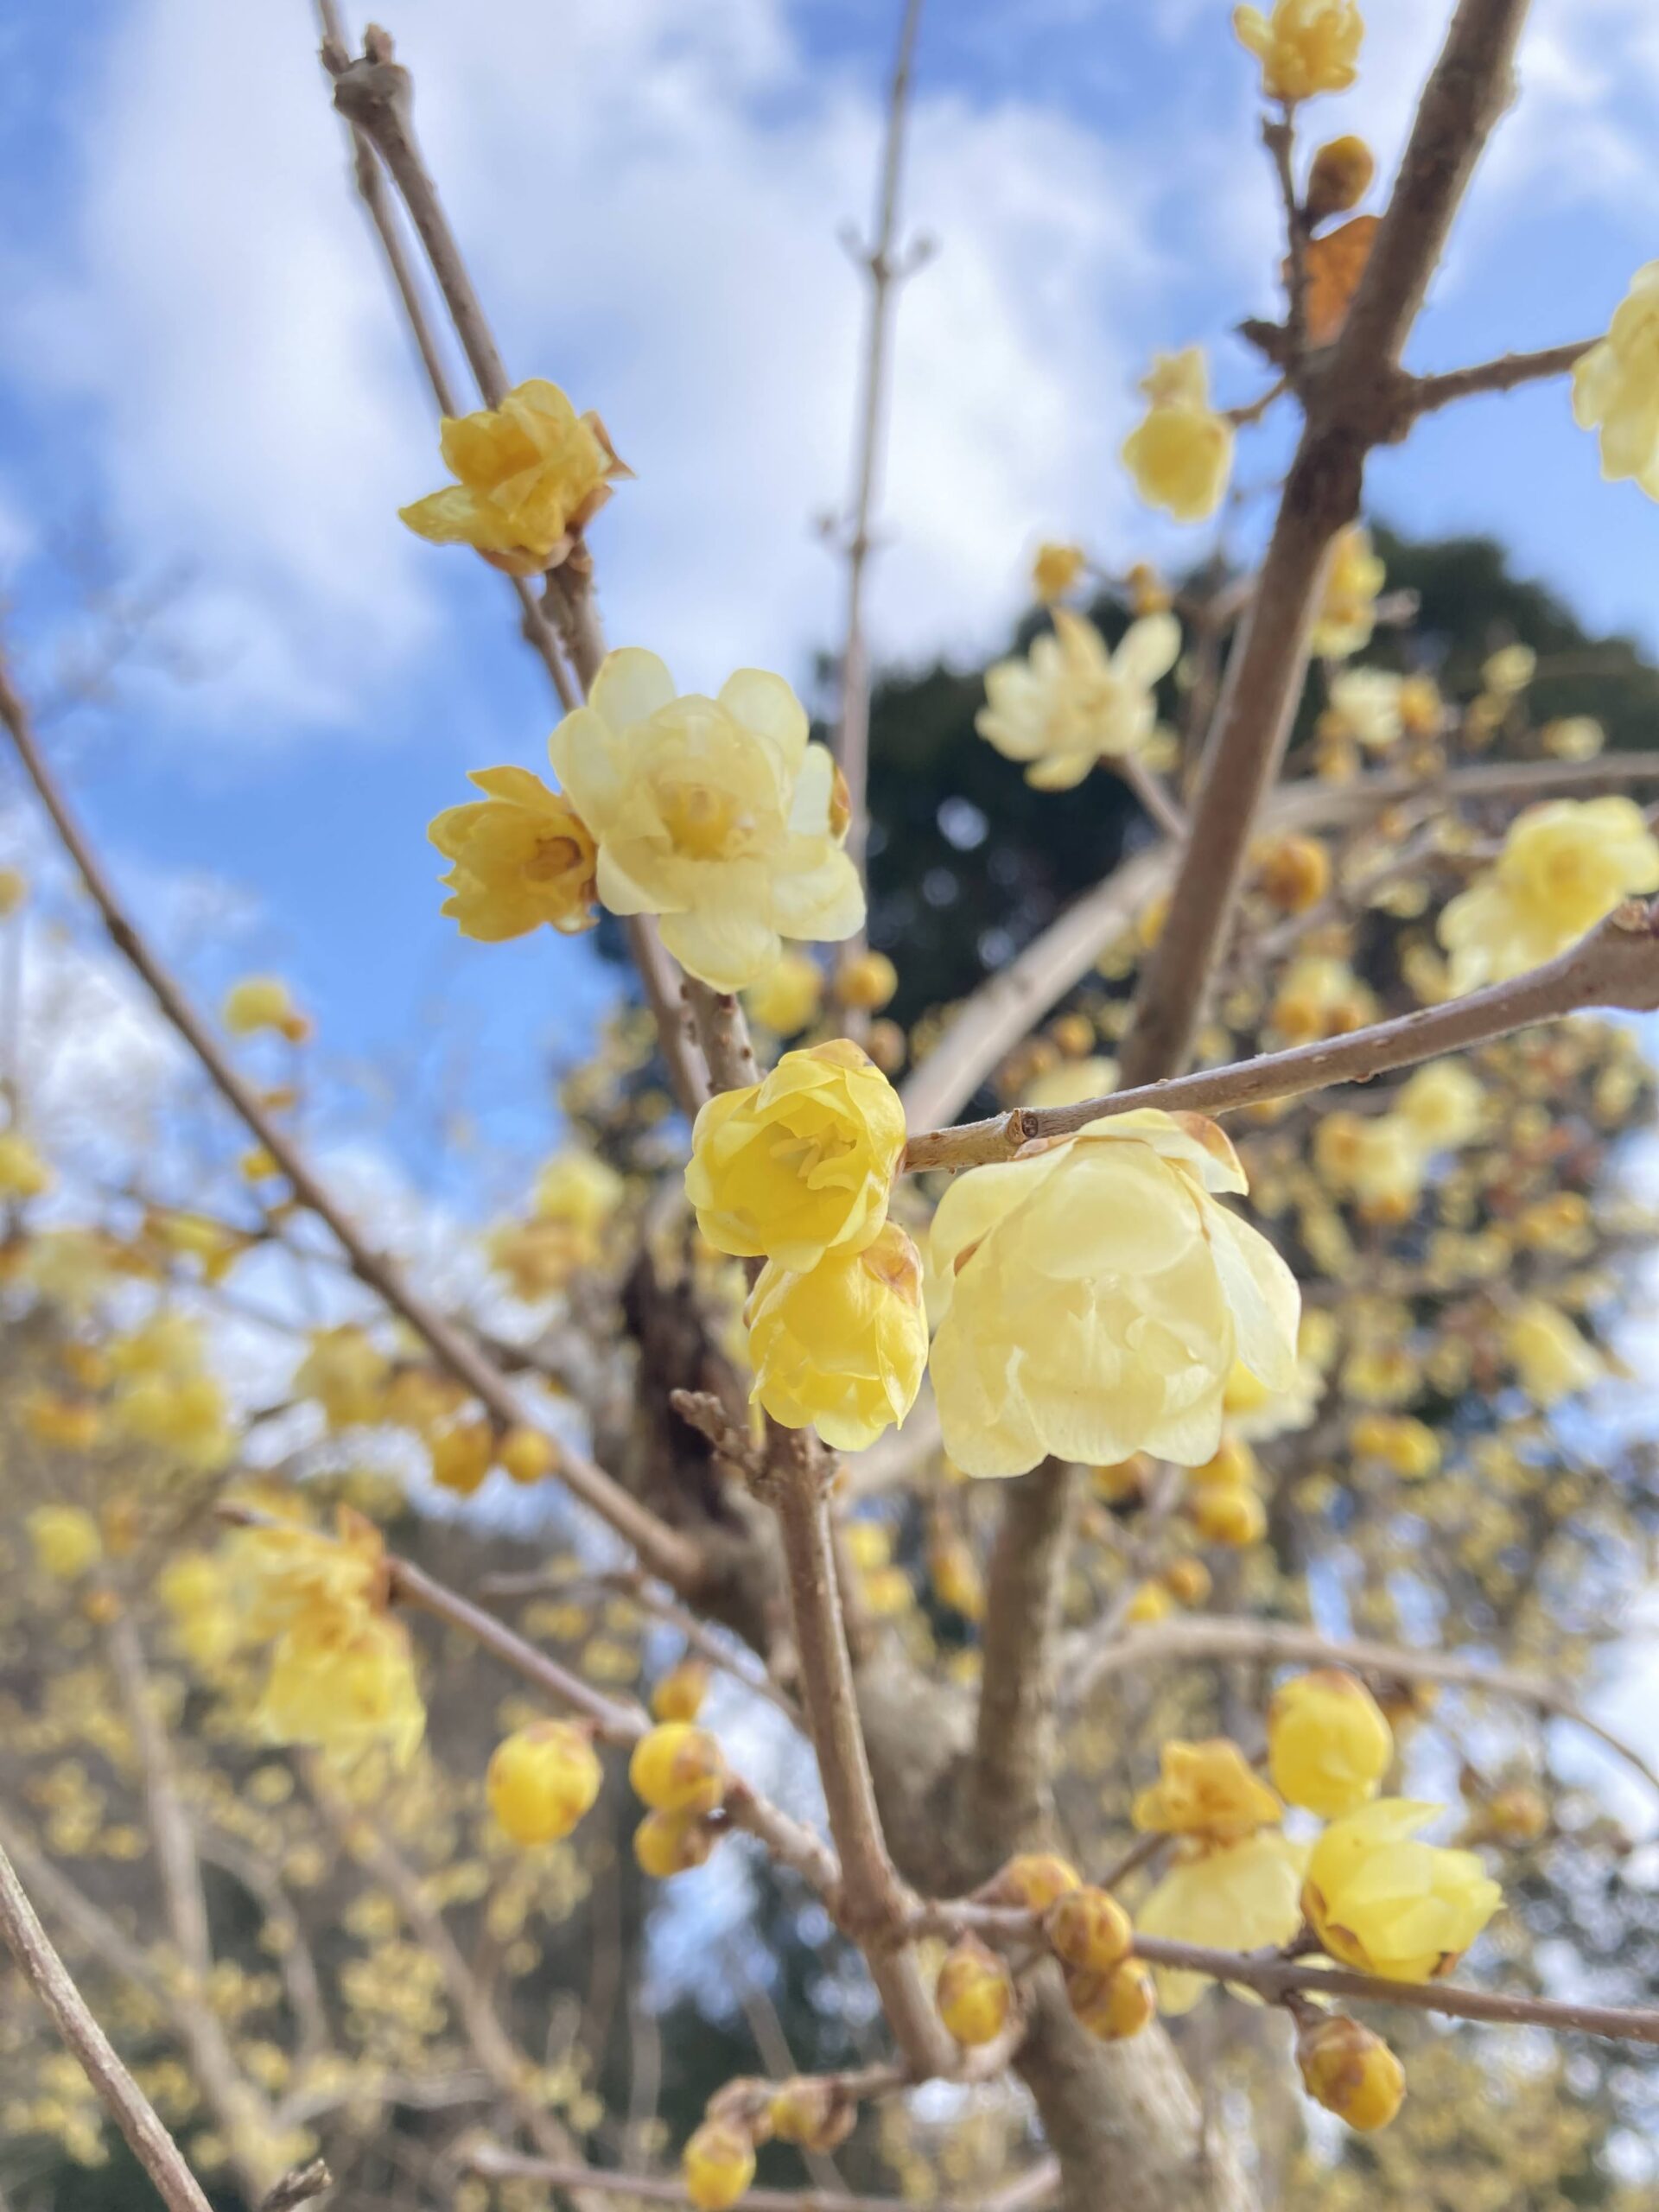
[524,835,584,884]
[660,782,751,861]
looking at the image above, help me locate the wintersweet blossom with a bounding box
[744,950,824,1036]
[1311,526,1385,658]
[400,378,627,573]
[1233,0,1363,103]
[1438,798,1659,992]
[746,1220,928,1452]
[428,768,598,942]
[0,1129,51,1200]
[1132,1737,1284,1845]
[1296,2013,1406,2132]
[1031,540,1086,603]
[292,1325,390,1432]
[550,650,862,989]
[976,608,1180,791]
[685,1041,906,1271]
[1302,1798,1501,1980]
[1120,350,1235,524]
[1505,1299,1600,1406]
[1572,263,1659,502]
[1137,1833,1307,2013]
[1268,1670,1393,1817]
[928,1109,1300,1478]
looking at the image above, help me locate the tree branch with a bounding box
[1399,337,1596,423]
[0,1835,215,2212]
[904,896,1659,1172]
[464,2144,1058,2212]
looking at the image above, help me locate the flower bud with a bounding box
[987,1853,1081,1914]
[682,2119,757,2211]
[629,1723,728,1815]
[866,1018,906,1075]
[1305,136,1375,226]
[1032,541,1086,605]
[767,2076,855,2153]
[1046,1885,1134,1975]
[1161,1555,1212,1607]
[1065,1959,1157,2042]
[936,1936,1014,2047]
[836,949,899,1012]
[497,1424,557,1486]
[1123,1579,1173,1625]
[27,1504,103,1581]
[1268,1669,1393,1818]
[486,1721,601,1846]
[634,1808,717,1879]
[1255,833,1331,915]
[1189,1484,1267,1548]
[1049,1012,1096,1058]
[1295,2012,1406,2131]
[652,1658,712,1725]
[430,1420,494,1497]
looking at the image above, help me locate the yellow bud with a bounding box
[987,1853,1082,1914]
[744,950,824,1037]
[239,1147,280,1183]
[1268,1669,1393,1818]
[1188,1485,1267,1548]
[865,1017,906,1074]
[1065,1958,1157,2042]
[1049,1012,1096,1058]
[1126,561,1173,616]
[486,1721,601,1847]
[634,1808,717,1879]
[1092,1454,1153,1505]
[682,2119,756,2212]
[651,1659,711,1725]
[1161,1555,1212,1607]
[628,1722,728,1815]
[498,1425,557,1486]
[1305,135,1375,225]
[936,1935,1014,2047]
[767,2077,855,2153]
[27,1505,103,1581]
[1046,1885,1134,1975]
[836,949,899,1013]
[1032,540,1087,604]
[430,1419,494,1497]
[1295,2012,1406,2131]
[223,976,296,1035]
[1484,1783,1549,1846]
[0,867,28,917]
[928,1531,985,1623]
[1187,1435,1258,1490]
[1255,834,1331,916]
[1123,1579,1173,1626]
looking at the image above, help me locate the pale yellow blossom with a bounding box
[400,378,626,573]
[1233,0,1363,103]
[977,609,1180,792]
[1121,350,1234,524]
[746,1221,927,1452]
[1438,798,1659,992]
[1572,264,1659,501]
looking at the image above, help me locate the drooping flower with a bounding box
[487,1721,602,1845]
[1296,2013,1406,2131]
[745,950,824,1036]
[1233,0,1364,103]
[746,1220,928,1452]
[1311,525,1385,658]
[1121,350,1235,524]
[1268,1670,1393,1817]
[400,378,627,573]
[1132,1737,1284,1845]
[1137,1832,1307,2013]
[1302,1798,1501,1981]
[292,1325,390,1432]
[1505,1298,1600,1406]
[428,768,598,942]
[928,1110,1300,1478]
[977,609,1180,792]
[223,976,304,1039]
[550,650,862,989]
[685,1040,906,1271]
[1572,264,1659,502]
[1438,798,1659,992]
[1031,539,1087,604]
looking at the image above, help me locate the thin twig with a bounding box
[903,895,1659,1171]
[1400,338,1596,423]
[464,2145,1057,2212]
[0,1837,215,2212]
[1262,112,1306,356]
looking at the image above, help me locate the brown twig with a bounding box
[1262,112,1307,356]
[1120,0,1533,1088]
[0,1836,215,2212]
[1399,338,1596,423]
[464,2144,1058,2211]
[903,896,1659,1171]
[966,1461,1077,1863]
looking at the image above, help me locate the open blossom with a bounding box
[928,1109,1300,1479]
[1325,667,1403,750]
[1031,539,1086,603]
[550,650,862,990]
[1572,263,1659,502]
[1268,1670,1393,1817]
[746,1221,928,1451]
[1302,1799,1501,1981]
[977,609,1180,792]
[686,1040,906,1271]
[429,768,598,942]
[1121,349,1235,524]
[1439,798,1659,993]
[293,1325,390,1432]
[1132,1738,1284,1844]
[400,378,627,573]
[1233,0,1363,103]
[1505,1298,1600,1406]
[1138,1833,1306,2013]
[1311,525,1385,658]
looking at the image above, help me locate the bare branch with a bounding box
[1400,337,1596,423]
[904,896,1659,1172]
[1262,112,1307,356]
[0,1836,214,2212]
[464,2144,1058,2212]
[966,1461,1077,1863]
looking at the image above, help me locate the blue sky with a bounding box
[3,0,1658,1188]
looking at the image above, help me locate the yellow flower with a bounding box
[0,867,28,917]
[1438,798,1659,992]
[292,1325,390,1431]
[685,1039,906,1271]
[257,1610,425,1771]
[1481,644,1535,697]
[1350,1412,1440,1480]
[1573,264,1659,501]
[223,976,298,1036]
[681,2120,756,2212]
[1395,1060,1483,1151]
[629,1723,728,1815]
[400,378,626,573]
[428,769,598,942]
[1032,539,1086,603]
[1132,1737,1284,1845]
[746,1221,927,1452]
[1270,954,1376,1043]
[535,1151,624,1230]
[652,1660,710,1725]
[929,1109,1300,1478]
[1121,350,1235,524]
[1233,0,1363,102]
[1046,1885,1134,1974]
[223,1507,388,1640]
[486,1721,601,1846]
[1311,526,1384,658]
[106,1314,235,1468]
[1325,667,1402,749]
[978,609,1180,791]
[27,1504,104,1581]
[158,1552,240,1671]
[1137,1832,1306,2012]
[1302,1798,1501,1981]
[550,649,862,989]
[1268,1670,1393,1817]
[1021,1055,1118,1111]
[1295,2013,1405,2131]
[744,950,823,1035]
[836,948,899,1012]
[0,1128,50,1199]
[935,1936,1014,2047]
[1306,134,1376,222]
[1505,1298,1599,1406]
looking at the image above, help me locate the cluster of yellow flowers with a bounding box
[486,1148,626,1300]
[1313,1059,1485,1224]
[1438,798,1659,993]
[976,607,1180,790]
